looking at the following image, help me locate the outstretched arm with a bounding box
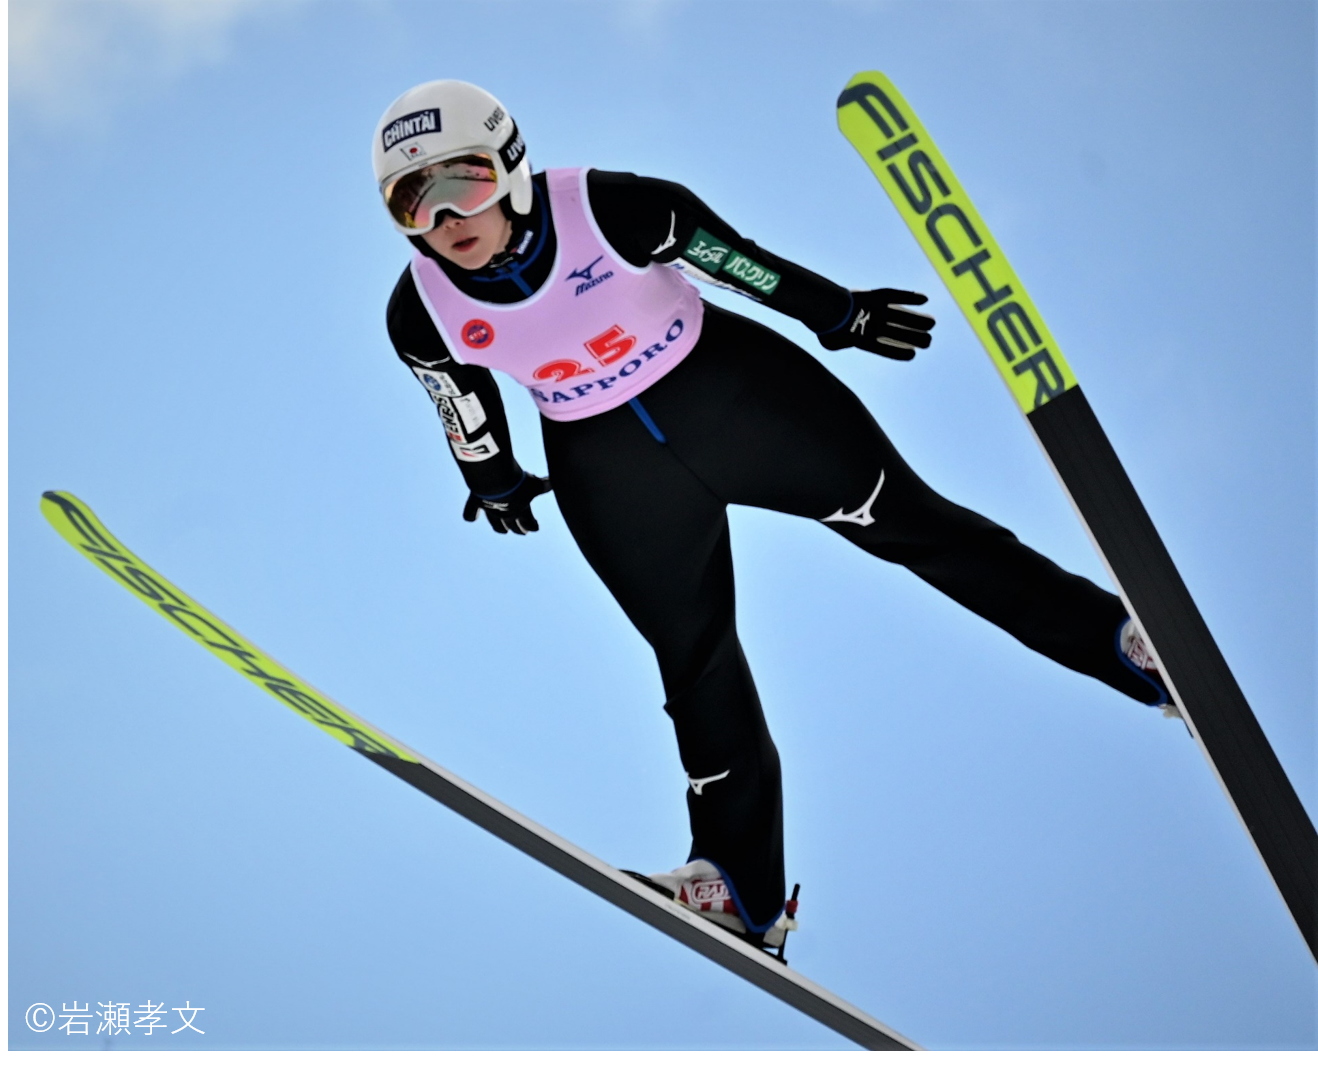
[387,269,551,533]
[585,170,933,359]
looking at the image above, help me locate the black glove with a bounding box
[462,472,553,535]
[816,289,935,360]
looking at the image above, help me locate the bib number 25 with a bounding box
[583,324,637,366]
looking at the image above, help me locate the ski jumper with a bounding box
[391,169,1162,931]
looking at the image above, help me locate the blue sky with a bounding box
[8,0,1315,1051]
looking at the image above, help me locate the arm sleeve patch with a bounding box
[412,366,463,400]
[680,227,781,295]
[451,433,502,462]
[454,392,487,433]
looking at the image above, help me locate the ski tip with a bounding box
[837,70,890,102]
[41,489,88,514]
[41,490,81,525]
[40,491,101,538]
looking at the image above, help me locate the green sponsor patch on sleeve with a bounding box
[681,228,780,295]
[682,227,730,269]
[722,252,780,295]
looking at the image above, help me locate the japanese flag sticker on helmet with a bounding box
[372,80,532,233]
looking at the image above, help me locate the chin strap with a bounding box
[469,185,549,296]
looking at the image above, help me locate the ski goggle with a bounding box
[381,153,503,234]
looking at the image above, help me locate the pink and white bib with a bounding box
[410,168,704,422]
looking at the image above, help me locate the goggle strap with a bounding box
[499,119,526,175]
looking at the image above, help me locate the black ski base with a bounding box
[365,753,915,1048]
[1029,387,1317,958]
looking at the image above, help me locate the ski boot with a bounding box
[625,859,800,961]
[1118,619,1182,720]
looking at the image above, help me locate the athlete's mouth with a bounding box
[452,236,479,253]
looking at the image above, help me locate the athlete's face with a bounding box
[421,201,513,270]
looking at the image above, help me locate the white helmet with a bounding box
[372,80,531,234]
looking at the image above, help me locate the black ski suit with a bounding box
[386,170,1160,930]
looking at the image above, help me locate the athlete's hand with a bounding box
[816,289,935,361]
[462,473,553,535]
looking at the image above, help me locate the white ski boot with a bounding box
[1119,619,1182,719]
[639,859,799,950]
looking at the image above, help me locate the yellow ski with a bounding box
[40,490,918,1050]
[837,73,1317,962]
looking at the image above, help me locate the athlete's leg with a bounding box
[640,304,1159,703]
[542,404,787,928]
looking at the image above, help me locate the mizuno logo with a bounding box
[822,470,886,527]
[568,256,604,282]
[651,211,677,256]
[568,256,614,296]
[688,770,730,796]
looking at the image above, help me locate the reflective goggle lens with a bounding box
[383,154,501,232]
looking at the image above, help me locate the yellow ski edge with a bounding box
[40,491,418,763]
[837,70,1078,414]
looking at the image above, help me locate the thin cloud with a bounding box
[602,0,692,37]
[9,0,302,121]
